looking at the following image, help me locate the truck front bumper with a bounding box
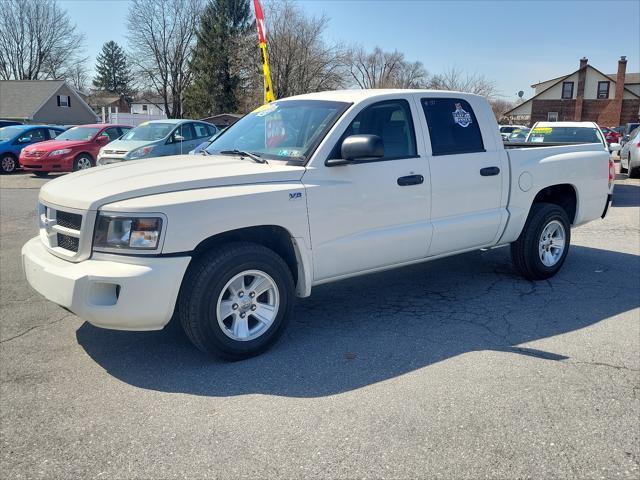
[21,237,191,331]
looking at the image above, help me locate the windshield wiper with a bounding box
[199,149,210,156]
[219,149,268,164]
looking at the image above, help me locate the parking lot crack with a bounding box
[567,360,640,372]
[0,315,71,344]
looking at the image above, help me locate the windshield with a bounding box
[0,125,27,141]
[122,122,174,141]
[205,100,350,162]
[56,126,100,141]
[527,126,603,144]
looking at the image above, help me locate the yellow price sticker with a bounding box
[532,127,553,134]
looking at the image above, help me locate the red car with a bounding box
[600,126,621,145]
[19,124,131,176]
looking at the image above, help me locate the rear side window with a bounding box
[193,123,211,139]
[331,99,417,160]
[48,129,61,139]
[421,98,484,156]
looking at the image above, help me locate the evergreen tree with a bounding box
[92,41,134,98]
[186,0,252,117]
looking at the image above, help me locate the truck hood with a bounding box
[39,154,306,210]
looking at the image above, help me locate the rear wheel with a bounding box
[629,164,639,179]
[0,154,17,174]
[178,242,295,360]
[73,154,93,171]
[511,203,571,280]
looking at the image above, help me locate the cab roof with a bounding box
[282,89,482,103]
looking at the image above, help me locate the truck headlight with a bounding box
[93,214,164,251]
[126,146,155,160]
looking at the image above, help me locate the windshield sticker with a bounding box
[138,121,149,127]
[452,103,472,127]
[254,103,278,117]
[532,127,553,134]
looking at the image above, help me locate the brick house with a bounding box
[505,57,640,126]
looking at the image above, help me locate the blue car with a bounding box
[0,125,65,173]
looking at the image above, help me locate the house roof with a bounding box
[505,65,640,117]
[608,72,640,84]
[0,80,65,120]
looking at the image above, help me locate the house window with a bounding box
[57,95,71,108]
[597,81,610,99]
[142,104,148,111]
[547,112,559,122]
[561,82,574,100]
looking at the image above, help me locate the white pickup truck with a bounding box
[22,90,614,359]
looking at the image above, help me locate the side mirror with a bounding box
[174,134,185,142]
[96,135,110,143]
[17,136,30,143]
[609,142,621,152]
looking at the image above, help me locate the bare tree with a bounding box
[126,0,203,118]
[489,98,516,122]
[0,0,85,81]
[265,0,346,98]
[427,66,498,99]
[343,46,428,89]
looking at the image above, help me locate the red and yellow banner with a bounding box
[253,0,275,104]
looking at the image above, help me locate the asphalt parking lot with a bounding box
[1,167,639,479]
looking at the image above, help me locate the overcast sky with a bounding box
[61,0,640,99]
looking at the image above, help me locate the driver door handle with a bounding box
[397,174,424,186]
[480,166,500,176]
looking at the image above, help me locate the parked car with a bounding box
[505,127,530,143]
[0,119,23,128]
[600,126,621,145]
[0,125,65,173]
[22,90,614,359]
[620,122,640,148]
[499,124,528,141]
[620,127,640,178]
[19,124,132,176]
[525,122,610,149]
[188,128,223,155]
[96,119,216,165]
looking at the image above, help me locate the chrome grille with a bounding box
[38,202,93,261]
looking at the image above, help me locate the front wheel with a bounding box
[73,154,93,171]
[178,242,295,360]
[1,154,17,174]
[511,203,571,280]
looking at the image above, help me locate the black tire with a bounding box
[0,154,17,174]
[178,242,295,360]
[629,164,639,179]
[73,153,93,171]
[511,203,571,280]
[33,171,49,178]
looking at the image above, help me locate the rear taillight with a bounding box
[608,158,615,188]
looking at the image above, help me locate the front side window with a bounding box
[19,128,46,142]
[547,112,559,122]
[206,99,350,162]
[597,81,610,99]
[562,82,574,99]
[331,99,417,160]
[122,122,174,141]
[422,98,484,156]
[102,127,121,141]
[172,123,195,142]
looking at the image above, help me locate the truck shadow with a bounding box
[76,245,639,398]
